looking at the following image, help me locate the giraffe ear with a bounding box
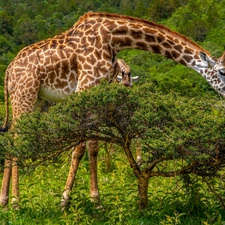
[131,76,140,82]
[116,76,122,83]
[199,51,216,68]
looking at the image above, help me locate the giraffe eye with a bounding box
[219,69,225,76]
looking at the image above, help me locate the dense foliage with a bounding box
[1,82,225,222]
[7,82,225,169]
[1,82,225,210]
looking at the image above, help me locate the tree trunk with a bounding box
[138,174,149,209]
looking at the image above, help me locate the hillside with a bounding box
[0,0,225,101]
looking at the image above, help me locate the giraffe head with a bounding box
[116,73,139,87]
[195,51,225,97]
[116,59,139,87]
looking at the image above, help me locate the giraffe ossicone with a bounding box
[1,11,225,209]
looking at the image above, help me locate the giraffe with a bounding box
[0,57,134,208]
[60,59,140,210]
[1,11,225,208]
[116,59,139,86]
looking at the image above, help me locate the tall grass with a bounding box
[0,145,225,225]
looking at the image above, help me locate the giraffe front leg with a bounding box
[88,140,101,205]
[60,142,86,211]
[11,157,19,209]
[0,156,12,207]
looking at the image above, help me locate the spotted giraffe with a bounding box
[0,57,134,208]
[116,59,139,86]
[1,12,225,209]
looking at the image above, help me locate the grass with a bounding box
[0,146,225,225]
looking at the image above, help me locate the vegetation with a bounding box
[1,0,225,224]
[1,152,225,225]
[1,82,225,224]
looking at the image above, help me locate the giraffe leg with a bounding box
[0,156,12,207]
[60,142,86,211]
[11,157,19,209]
[88,140,101,205]
[5,88,40,209]
[136,141,142,166]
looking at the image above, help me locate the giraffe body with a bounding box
[1,11,225,208]
[3,11,225,123]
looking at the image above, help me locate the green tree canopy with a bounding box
[2,82,225,208]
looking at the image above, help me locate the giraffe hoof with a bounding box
[12,203,20,210]
[11,199,20,210]
[0,196,9,207]
[60,199,70,211]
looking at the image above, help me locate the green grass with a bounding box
[0,147,225,225]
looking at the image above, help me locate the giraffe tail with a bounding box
[0,70,9,132]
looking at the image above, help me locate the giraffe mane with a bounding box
[75,11,210,56]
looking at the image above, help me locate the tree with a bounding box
[148,0,180,22]
[0,36,12,55]
[0,11,13,35]
[3,82,225,209]
[13,16,38,46]
[164,0,221,41]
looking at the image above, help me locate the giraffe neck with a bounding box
[79,12,208,73]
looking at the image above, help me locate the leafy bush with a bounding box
[2,82,225,209]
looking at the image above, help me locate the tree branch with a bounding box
[146,161,198,178]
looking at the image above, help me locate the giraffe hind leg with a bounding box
[0,156,12,207]
[2,88,40,208]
